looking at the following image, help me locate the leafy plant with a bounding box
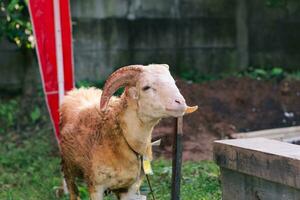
[271,67,284,77]
[0,0,34,49]
[238,67,285,81]
[30,106,41,123]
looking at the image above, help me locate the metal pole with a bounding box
[171,117,183,200]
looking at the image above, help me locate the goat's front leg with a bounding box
[118,179,143,200]
[89,185,105,200]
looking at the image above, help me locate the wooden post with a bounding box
[171,117,183,200]
[214,138,300,200]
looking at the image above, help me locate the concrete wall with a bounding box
[248,0,300,68]
[0,40,26,92]
[71,0,237,81]
[1,0,300,91]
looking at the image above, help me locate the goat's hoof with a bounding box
[54,186,65,198]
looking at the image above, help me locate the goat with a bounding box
[59,64,196,200]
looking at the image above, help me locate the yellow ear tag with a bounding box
[142,156,153,175]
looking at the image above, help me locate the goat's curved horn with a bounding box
[100,65,143,111]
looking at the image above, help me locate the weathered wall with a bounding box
[0,40,26,92]
[1,0,300,91]
[71,0,237,80]
[248,0,300,68]
[0,40,39,93]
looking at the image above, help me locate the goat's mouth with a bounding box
[165,107,186,117]
[165,105,198,117]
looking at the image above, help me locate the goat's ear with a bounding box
[161,64,169,69]
[128,87,139,100]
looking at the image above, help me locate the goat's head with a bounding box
[100,64,194,119]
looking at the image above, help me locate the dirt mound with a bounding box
[152,77,300,161]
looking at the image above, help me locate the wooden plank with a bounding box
[214,138,300,189]
[230,126,300,142]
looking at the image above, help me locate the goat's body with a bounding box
[60,88,142,199]
[59,64,188,200]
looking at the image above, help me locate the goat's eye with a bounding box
[142,86,151,91]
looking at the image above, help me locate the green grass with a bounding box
[0,128,62,200]
[0,128,221,200]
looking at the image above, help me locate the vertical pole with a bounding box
[53,0,68,194]
[53,0,65,104]
[171,117,183,200]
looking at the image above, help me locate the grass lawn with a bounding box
[0,128,221,200]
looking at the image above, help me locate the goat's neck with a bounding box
[120,99,159,156]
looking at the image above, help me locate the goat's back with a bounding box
[60,87,102,128]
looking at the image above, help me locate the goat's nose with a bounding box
[175,99,181,104]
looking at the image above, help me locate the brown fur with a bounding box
[59,64,186,200]
[60,87,152,200]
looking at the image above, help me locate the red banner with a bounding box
[28,0,74,141]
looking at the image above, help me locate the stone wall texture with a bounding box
[1,0,300,91]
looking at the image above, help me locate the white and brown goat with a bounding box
[60,64,193,200]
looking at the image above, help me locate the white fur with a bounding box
[90,185,105,200]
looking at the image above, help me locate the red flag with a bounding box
[28,0,74,141]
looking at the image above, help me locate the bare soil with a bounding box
[152,77,300,161]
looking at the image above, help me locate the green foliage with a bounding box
[286,70,300,80]
[0,0,34,49]
[177,67,300,83]
[265,0,286,7]
[0,128,221,200]
[30,106,41,123]
[238,67,285,81]
[0,99,18,134]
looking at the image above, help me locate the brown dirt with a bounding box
[152,77,300,161]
